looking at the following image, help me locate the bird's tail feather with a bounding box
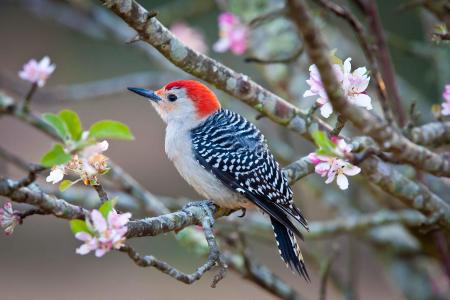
[271,217,310,282]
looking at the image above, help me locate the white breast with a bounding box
[165,121,251,209]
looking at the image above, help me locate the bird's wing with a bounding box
[191,109,308,235]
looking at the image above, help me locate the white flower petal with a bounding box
[336,173,349,190]
[75,232,92,242]
[316,161,331,171]
[303,90,315,97]
[343,164,361,176]
[95,248,107,257]
[325,170,336,184]
[213,38,230,53]
[46,167,65,184]
[320,102,333,118]
[343,58,352,74]
[90,210,107,232]
[76,244,92,255]
[352,94,372,110]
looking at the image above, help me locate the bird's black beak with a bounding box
[127,87,162,102]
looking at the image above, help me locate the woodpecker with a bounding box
[128,80,309,280]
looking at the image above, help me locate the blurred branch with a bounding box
[249,8,287,28]
[319,246,339,300]
[239,252,308,300]
[307,209,426,239]
[352,0,405,126]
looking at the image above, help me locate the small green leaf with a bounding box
[312,131,336,156]
[59,110,83,141]
[42,113,70,140]
[70,219,90,234]
[99,198,118,218]
[329,49,343,65]
[88,120,134,140]
[41,144,72,167]
[59,180,75,192]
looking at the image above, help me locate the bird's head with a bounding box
[128,80,221,127]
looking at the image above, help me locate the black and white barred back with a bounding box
[191,108,310,281]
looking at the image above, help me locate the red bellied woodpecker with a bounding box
[128,80,310,281]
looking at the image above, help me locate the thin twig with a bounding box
[12,165,47,190]
[17,207,48,222]
[93,182,109,203]
[249,8,286,28]
[20,83,37,113]
[331,114,347,136]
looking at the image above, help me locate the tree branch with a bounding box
[315,0,395,125]
[408,121,450,146]
[121,203,227,286]
[286,0,450,179]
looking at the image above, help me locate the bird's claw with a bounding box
[237,208,246,218]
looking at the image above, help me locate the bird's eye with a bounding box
[168,94,178,102]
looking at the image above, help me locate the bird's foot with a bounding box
[182,200,216,226]
[237,208,246,218]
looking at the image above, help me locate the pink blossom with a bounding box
[308,137,360,190]
[213,12,248,55]
[341,58,372,110]
[325,158,361,190]
[334,137,352,157]
[441,84,450,116]
[0,202,20,235]
[76,209,131,257]
[309,155,361,190]
[18,56,55,87]
[443,85,450,101]
[304,57,371,118]
[170,22,208,54]
[75,232,99,255]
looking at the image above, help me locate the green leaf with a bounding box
[329,49,343,65]
[59,180,75,192]
[312,131,336,156]
[70,219,90,234]
[41,144,72,167]
[99,198,117,218]
[88,120,134,140]
[59,110,83,141]
[42,113,70,140]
